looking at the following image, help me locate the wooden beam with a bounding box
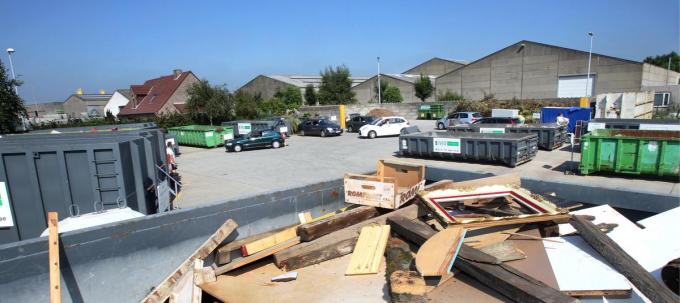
[273,204,424,271]
[240,226,297,256]
[48,212,61,303]
[215,237,300,275]
[142,219,238,303]
[387,215,499,265]
[191,259,204,303]
[570,215,679,303]
[297,206,380,242]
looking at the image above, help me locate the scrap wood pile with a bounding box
[143,160,680,303]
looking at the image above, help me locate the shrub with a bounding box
[437,90,464,101]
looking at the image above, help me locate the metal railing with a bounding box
[157,164,182,197]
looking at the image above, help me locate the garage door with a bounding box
[557,75,596,98]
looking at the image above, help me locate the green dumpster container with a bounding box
[418,104,445,120]
[167,125,234,148]
[580,129,680,177]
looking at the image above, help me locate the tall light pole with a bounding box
[6,48,18,95]
[585,32,594,97]
[377,56,382,104]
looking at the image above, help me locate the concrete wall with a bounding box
[436,41,645,101]
[404,58,465,77]
[239,75,294,100]
[352,75,434,104]
[62,95,86,119]
[641,63,680,86]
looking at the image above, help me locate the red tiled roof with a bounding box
[119,71,193,116]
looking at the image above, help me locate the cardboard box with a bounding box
[344,160,425,209]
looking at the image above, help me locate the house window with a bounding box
[654,92,670,107]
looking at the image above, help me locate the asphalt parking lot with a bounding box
[173,120,679,209]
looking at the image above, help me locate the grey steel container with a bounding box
[221,120,276,136]
[0,136,160,245]
[581,118,680,136]
[29,122,157,134]
[447,123,567,150]
[399,131,538,167]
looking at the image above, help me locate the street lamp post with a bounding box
[6,48,18,94]
[377,56,382,104]
[585,33,594,97]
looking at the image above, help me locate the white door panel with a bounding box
[558,75,596,98]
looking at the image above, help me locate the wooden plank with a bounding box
[297,206,380,242]
[570,215,679,303]
[216,237,301,275]
[345,225,390,275]
[273,204,423,271]
[240,226,297,256]
[463,224,522,248]
[48,212,61,303]
[191,259,203,303]
[451,214,570,229]
[215,225,295,265]
[298,212,313,224]
[142,219,238,303]
[387,215,499,265]
[415,227,466,276]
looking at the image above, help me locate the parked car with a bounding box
[298,118,343,137]
[359,116,410,139]
[441,112,483,128]
[346,115,377,132]
[224,129,285,152]
[472,117,520,124]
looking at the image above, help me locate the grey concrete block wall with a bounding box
[642,63,680,86]
[239,75,292,100]
[403,58,466,77]
[352,75,435,104]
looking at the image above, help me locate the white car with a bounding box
[358,116,410,139]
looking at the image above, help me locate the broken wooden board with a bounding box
[345,225,390,275]
[240,226,298,256]
[216,237,301,275]
[200,253,389,303]
[216,225,295,265]
[273,204,424,271]
[463,224,522,248]
[271,272,297,282]
[298,212,313,224]
[297,206,380,242]
[570,215,678,303]
[142,219,238,303]
[479,242,526,262]
[543,235,631,297]
[415,227,466,277]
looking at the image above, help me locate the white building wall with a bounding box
[105,91,131,117]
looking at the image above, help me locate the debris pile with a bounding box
[145,160,680,303]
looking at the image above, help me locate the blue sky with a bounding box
[1,0,678,103]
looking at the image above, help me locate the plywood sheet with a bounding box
[504,228,559,289]
[200,254,389,303]
[345,225,390,275]
[544,236,631,296]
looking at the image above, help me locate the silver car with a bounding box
[435,112,482,129]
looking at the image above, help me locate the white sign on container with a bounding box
[587,122,606,132]
[279,126,288,133]
[639,124,680,131]
[479,127,505,134]
[433,138,461,154]
[223,133,234,141]
[532,113,541,120]
[237,123,252,134]
[491,109,519,118]
[0,182,15,227]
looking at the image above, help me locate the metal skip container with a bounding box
[167,125,234,148]
[580,129,680,177]
[399,131,538,167]
[0,134,164,245]
[447,123,567,150]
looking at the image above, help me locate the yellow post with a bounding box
[339,105,346,129]
[579,97,589,108]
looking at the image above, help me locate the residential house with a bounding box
[118,69,199,119]
[104,89,132,117]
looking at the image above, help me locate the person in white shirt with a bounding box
[166,142,176,173]
[556,113,569,126]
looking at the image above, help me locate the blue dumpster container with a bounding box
[540,107,591,133]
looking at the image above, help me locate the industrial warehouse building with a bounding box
[351,74,437,103]
[435,40,680,101]
[403,57,467,77]
[238,75,369,104]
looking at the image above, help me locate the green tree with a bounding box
[414,74,433,102]
[304,84,317,106]
[382,86,403,103]
[437,89,464,101]
[104,109,115,122]
[374,78,388,102]
[274,85,303,109]
[234,90,261,119]
[186,79,234,125]
[644,51,679,72]
[317,65,356,105]
[0,59,26,134]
